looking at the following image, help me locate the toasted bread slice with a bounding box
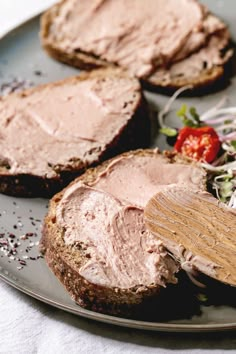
[40,0,233,92]
[0,69,150,197]
[40,149,207,316]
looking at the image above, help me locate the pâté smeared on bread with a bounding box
[41,149,207,315]
[0,69,150,197]
[41,0,233,92]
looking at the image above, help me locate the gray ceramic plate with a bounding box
[0,0,236,332]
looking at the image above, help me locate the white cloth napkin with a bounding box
[0,1,236,353]
[0,0,57,38]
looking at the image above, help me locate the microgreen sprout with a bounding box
[157,90,236,208]
[176,104,201,127]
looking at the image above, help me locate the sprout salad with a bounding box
[158,87,236,209]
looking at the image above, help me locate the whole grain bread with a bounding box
[40,148,207,316]
[40,0,233,93]
[0,69,150,197]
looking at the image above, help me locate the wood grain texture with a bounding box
[145,187,236,286]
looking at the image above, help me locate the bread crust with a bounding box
[144,66,227,95]
[0,69,150,197]
[41,3,110,72]
[40,149,206,316]
[40,1,232,93]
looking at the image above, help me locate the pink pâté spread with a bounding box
[0,76,140,177]
[89,153,206,207]
[48,0,229,78]
[56,152,206,289]
[57,186,178,288]
[149,16,232,85]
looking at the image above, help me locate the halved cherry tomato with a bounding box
[174,126,220,163]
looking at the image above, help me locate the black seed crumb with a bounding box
[26,232,34,237]
[19,260,27,266]
[0,78,34,96]
[34,70,42,76]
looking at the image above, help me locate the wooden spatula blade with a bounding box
[144,186,236,286]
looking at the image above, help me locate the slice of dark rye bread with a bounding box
[40,149,207,316]
[40,0,233,93]
[0,69,150,197]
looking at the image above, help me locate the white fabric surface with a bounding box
[0,0,57,38]
[0,1,236,353]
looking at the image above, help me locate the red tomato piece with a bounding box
[174,126,220,163]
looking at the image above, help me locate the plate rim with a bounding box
[1,270,236,333]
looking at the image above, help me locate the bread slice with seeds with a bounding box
[40,149,207,316]
[0,69,150,197]
[40,0,233,93]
